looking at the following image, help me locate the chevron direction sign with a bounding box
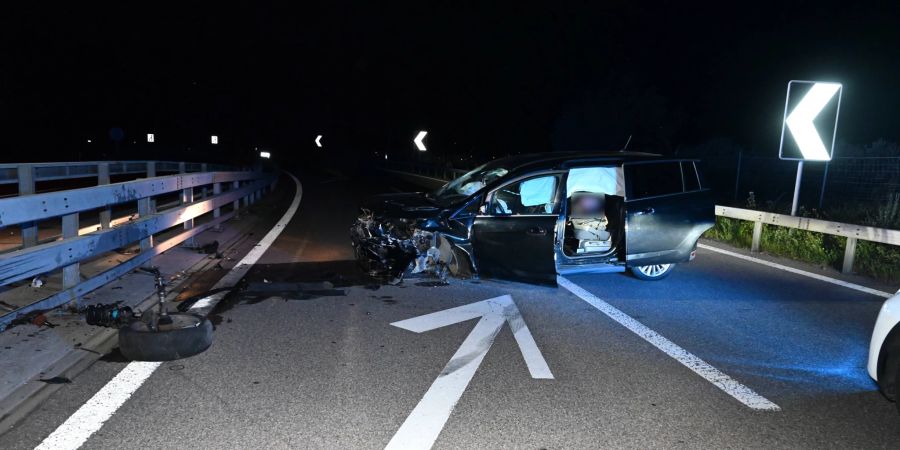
[779,80,842,161]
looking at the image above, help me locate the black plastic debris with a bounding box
[39,376,72,384]
[200,240,220,255]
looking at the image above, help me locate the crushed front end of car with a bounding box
[350,207,448,283]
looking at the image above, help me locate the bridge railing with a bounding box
[386,161,899,276]
[0,160,276,330]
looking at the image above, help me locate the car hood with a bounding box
[361,192,447,219]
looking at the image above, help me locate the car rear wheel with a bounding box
[630,263,675,280]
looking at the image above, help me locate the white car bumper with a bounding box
[868,290,900,382]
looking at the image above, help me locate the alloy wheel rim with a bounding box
[638,264,671,277]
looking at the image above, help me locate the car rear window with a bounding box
[626,162,683,199]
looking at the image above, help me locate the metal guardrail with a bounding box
[0,161,276,330]
[0,160,231,187]
[715,205,900,274]
[388,161,900,276]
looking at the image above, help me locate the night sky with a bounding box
[3,2,900,163]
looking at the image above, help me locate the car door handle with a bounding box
[527,227,547,235]
[635,207,655,216]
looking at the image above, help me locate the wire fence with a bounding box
[679,142,900,214]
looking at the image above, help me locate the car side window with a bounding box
[488,174,560,215]
[626,162,683,199]
[682,161,700,192]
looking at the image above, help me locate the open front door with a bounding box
[471,173,562,284]
[472,215,558,283]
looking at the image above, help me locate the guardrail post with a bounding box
[98,163,111,229]
[182,181,195,247]
[62,212,81,305]
[146,161,157,212]
[751,220,763,253]
[231,181,240,217]
[17,164,38,248]
[213,182,222,231]
[200,163,209,199]
[137,197,153,267]
[842,237,857,274]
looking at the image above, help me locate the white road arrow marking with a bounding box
[785,82,841,160]
[315,135,323,148]
[413,130,427,151]
[387,295,552,450]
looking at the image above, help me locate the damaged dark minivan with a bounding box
[350,152,714,284]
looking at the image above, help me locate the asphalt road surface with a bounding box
[3,167,900,449]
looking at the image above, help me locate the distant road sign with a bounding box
[147,133,154,143]
[315,135,323,148]
[414,131,428,151]
[211,135,218,145]
[779,80,842,161]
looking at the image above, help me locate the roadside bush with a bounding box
[704,216,754,248]
[702,216,900,283]
[758,225,841,266]
[855,241,900,283]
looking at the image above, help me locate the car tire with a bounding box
[895,362,900,415]
[118,313,213,361]
[629,263,675,281]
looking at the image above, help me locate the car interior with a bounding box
[561,166,625,258]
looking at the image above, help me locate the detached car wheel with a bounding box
[118,313,213,361]
[630,263,675,281]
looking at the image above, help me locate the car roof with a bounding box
[485,151,670,175]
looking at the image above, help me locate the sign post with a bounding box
[778,80,842,216]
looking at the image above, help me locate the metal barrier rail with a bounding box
[715,205,900,274]
[0,162,276,330]
[387,161,900,276]
[0,160,231,186]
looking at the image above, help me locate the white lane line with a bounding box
[557,275,781,411]
[35,173,304,450]
[193,173,304,314]
[697,243,893,299]
[34,362,161,450]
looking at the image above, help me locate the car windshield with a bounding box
[430,164,510,205]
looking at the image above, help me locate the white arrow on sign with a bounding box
[315,135,323,148]
[414,130,428,151]
[386,295,552,450]
[785,82,841,161]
